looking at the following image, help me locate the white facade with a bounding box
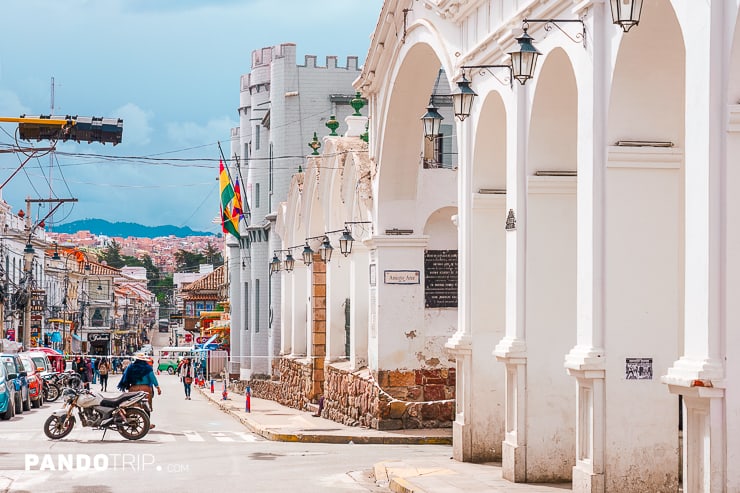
[351,0,740,491]
[230,44,362,377]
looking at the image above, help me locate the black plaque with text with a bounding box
[424,249,458,308]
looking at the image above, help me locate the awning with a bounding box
[199,311,225,319]
[48,319,73,324]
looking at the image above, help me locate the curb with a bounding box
[197,386,453,446]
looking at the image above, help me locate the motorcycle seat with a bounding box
[100,392,145,407]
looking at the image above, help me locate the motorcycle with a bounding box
[41,373,63,402]
[44,387,151,441]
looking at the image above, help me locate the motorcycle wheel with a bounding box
[44,414,75,439]
[45,384,60,402]
[117,407,150,440]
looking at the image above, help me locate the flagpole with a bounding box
[217,141,250,227]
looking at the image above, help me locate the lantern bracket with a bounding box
[522,18,587,49]
[460,65,513,89]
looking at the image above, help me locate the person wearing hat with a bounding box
[178,357,194,400]
[118,354,162,428]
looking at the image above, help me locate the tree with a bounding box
[97,240,125,268]
[174,249,206,272]
[203,241,224,267]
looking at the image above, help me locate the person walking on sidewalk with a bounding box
[118,355,161,428]
[98,357,110,392]
[179,357,194,400]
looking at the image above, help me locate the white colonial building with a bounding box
[228,44,362,378]
[348,0,740,492]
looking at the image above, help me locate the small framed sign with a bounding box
[384,270,420,284]
[625,358,653,380]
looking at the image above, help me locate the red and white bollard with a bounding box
[222,379,228,400]
[210,379,214,394]
[245,386,251,413]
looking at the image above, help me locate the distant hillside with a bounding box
[53,219,213,238]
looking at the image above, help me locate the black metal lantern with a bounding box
[270,253,281,274]
[451,74,477,121]
[302,242,314,266]
[284,252,295,272]
[610,0,643,33]
[23,242,35,272]
[51,242,61,261]
[420,98,444,140]
[339,229,354,257]
[319,237,334,263]
[509,26,542,85]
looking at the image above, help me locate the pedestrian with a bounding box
[121,356,131,373]
[112,356,120,375]
[98,357,110,392]
[74,355,88,389]
[84,357,93,389]
[92,357,99,384]
[118,355,161,429]
[179,357,194,400]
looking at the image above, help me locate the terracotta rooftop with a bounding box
[182,264,225,292]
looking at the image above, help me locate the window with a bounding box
[195,302,204,316]
[255,279,260,333]
[244,283,249,331]
[255,125,260,150]
[254,183,260,208]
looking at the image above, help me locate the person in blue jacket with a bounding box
[118,355,161,428]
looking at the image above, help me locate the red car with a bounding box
[19,354,44,408]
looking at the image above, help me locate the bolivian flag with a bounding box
[220,160,240,238]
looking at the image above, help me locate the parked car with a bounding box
[0,362,15,420]
[19,353,44,408]
[33,347,65,372]
[0,353,30,413]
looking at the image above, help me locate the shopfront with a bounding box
[87,332,111,356]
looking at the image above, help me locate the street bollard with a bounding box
[210,379,214,394]
[222,379,228,400]
[245,386,251,413]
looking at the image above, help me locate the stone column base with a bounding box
[502,440,526,482]
[452,420,472,462]
[572,465,604,493]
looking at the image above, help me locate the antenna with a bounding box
[48,76,55,228]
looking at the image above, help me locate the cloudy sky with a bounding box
[0,0,381,233]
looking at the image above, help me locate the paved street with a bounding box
[0,366,454,493]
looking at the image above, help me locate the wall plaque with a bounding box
[384,270,420,284]
[424,249,458,308]
[625,357,653,380]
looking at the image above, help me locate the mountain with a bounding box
[52,219,214,238]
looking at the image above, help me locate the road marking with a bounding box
[182,430,205,442]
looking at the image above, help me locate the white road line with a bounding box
[182,430,205,442]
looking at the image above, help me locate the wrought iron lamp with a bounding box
[421,97,444,141]
[610,0,643,33]
[319,236,334,263]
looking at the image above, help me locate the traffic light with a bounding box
[17,114,123,145]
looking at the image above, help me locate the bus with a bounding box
[158,319,169,333]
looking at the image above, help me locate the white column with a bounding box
[662,3,726,491]
[325,254,349,363]
[493,61,530,482]
[226,238,241,376]
[565,3,608,491]
[291,262,308,357]
[280,266,293,356]
[349,243,369,370]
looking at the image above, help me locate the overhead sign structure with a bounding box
[0,114,123,145]
[17,115,123,145]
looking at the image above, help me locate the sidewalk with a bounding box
[197,383,572,493]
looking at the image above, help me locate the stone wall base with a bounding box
[230,357,455,430]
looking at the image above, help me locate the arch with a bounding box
[608,0,685,146]
[529,47,578,174]
[375,41,448,225]
[472,91,507,190]
[423,206,457,250]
